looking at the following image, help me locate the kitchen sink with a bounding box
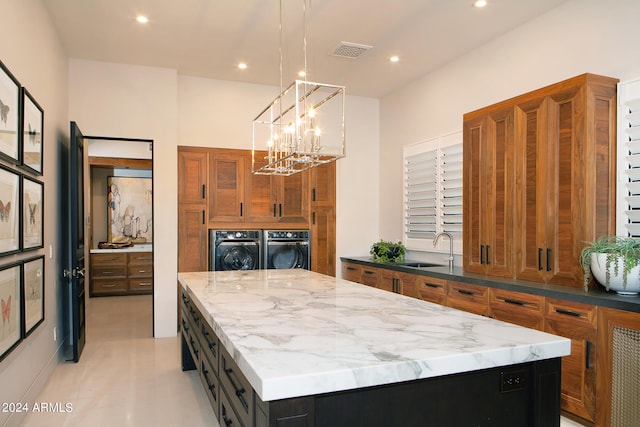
[397,262,443,268]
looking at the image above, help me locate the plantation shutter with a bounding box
[618,78,640,238]
[404,131,462,253]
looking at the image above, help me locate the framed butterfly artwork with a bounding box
[0,262,21,361]
[22,256,44,336]
[0,165,20,256]
[0,60,21,164]
[22,176,43,251]
[20,88,43,175]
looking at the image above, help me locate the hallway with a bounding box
[21,295,217,427]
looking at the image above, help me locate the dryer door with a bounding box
[216,243,260,270]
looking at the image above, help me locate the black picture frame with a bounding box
[0,262,22,361]
[0,165,20,256]
[20,88,43,175]
[22,256,44,336]
[22,175,43,251]
[0,60,21,164]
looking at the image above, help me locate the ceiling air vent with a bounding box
[330,41,372,59]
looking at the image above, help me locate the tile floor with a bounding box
[21,295,584,427]
[21,295,217,427]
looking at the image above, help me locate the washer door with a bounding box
[219,245,257,270]
[271,244,304,269]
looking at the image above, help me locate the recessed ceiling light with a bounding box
[136,15,149,24]
[474,0,488,8]
[390,56,400,63]
[298,71,306,77]
[238,63,248,70]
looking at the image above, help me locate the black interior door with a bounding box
[67,121,86,362]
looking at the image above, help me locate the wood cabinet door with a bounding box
[463,108,514,277]
[515,87,584,287]
[311,206,336,276]
[244,152,278,223]
[275,171,309,223]
[310,162,336,207]
[208,152,245,223]
[178,204,208,272]
[178,149,208,204]
[545,298,597,422]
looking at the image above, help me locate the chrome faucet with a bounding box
[433,232,454,272]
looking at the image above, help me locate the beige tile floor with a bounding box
[21,294,584,427]
[21,295,218,427]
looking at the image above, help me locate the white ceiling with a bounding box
[41,0,568,98]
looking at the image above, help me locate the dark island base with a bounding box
[183,335,560,427]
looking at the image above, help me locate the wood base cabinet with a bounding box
[597,307,640,427]
[463,74,618,288]
[545,298,597,422]
[90,251,153,296]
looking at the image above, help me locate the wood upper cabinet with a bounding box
[545,298,597,422]
[208,151,245,223]
[178,148,208,204]
[310,161,336,206]
[207,149,309,225]
[464,74,617,288]
[463,107,514,278]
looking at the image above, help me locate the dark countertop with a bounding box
[340,256,640,313]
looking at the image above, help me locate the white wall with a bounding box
[0,1,69,426]
[379,0,640,254]
[68,60,178,337]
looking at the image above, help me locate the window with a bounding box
[404,131,462,253]
[617,77,640,238]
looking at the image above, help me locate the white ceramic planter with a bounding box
[590,253,640,296]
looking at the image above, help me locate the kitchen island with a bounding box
[179,269,570,427]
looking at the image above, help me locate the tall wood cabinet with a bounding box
[177,146,336,275]
[178,148,208,272]
[463,73,618,288]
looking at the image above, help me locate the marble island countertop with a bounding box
[178,269,570,402]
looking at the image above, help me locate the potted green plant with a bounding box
[370,240,406,263]
[580,236,640,295]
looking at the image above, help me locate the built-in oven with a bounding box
[263,230,310,270]
[209,230,262,271]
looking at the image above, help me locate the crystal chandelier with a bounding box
[252,0,345,176]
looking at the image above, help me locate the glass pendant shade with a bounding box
[252,80,345,176]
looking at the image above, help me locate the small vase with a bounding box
[590,253,640,296]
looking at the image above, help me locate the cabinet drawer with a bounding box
[129,252,153,264]
[545,299,596,328]
[220,346,253,427]
[91,252,127,265]
[341,263,362,283]
[128,264,153,277]
[447,281,489,316]
[129,278,153,292]
[416,276,447,305]
[361,268,379,287]
[490,289,544,330]
[200,354,220,418]
[220,387,245,427]
[199,320,219,376]
[92,278,128,293]
[92,265,127,278]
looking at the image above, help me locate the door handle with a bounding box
[546,248,552,271]
[485,245,490,265]
[538,248,543,270]
[480,245,485,264]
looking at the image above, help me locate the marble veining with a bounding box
[179,269,571,401]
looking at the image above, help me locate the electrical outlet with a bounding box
[53,327,57,342]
